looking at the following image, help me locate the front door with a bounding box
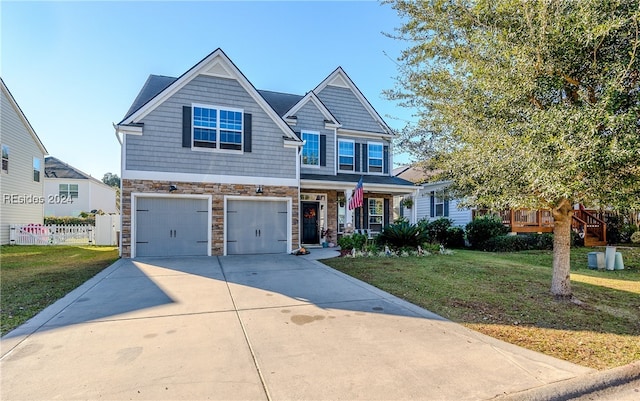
[302,202,319,244]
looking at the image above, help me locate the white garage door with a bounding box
[135,197,209,257]
[226,199,288,255]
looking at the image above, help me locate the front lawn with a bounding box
[323,247,640,370]
[0,245,119,336]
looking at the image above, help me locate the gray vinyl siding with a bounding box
[297,102,335,175]
[125,75,296,179]
[0,89,46,244]
[337,135,391,175]
[316,85,386,134]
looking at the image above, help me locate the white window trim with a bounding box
[367,141,384,175]
[434,189,446,217]
[368,197,384,231]
[337,139,355,172]
[301,131,321,168]
[191,103,244,154]
[33,157,41,182]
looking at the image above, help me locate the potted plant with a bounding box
[401,197,414,209]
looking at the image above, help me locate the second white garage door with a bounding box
[226,199,288,255]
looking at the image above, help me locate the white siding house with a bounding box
[415,181,473,227]
[44,157,117,217]
[0,78,48,244]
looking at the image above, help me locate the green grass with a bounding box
[323,247,640,370]
[1,245,119,336]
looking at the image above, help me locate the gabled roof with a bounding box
[118,48,300,142]
[312,67,393,135]
[1,78,48,155]
[44,156,114,189]
[282,91,341,127]
[393,165,440,185]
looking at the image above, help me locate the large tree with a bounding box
[386,0,640,298]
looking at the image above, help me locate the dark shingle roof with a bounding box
[44,156,92,179]
[301,173,416,187]
[122,75,177,121]
[257,90,304,117]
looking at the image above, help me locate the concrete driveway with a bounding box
[1,251,593,400]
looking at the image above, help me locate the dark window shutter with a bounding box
[444,199,450,217]
[320,134,326,166]
[430,191,435,218]
[384,198,390,227]
[383,145,389,174]
[354,143,360,172]
[243,113,252,153]
[363,197,369,229]
[294,130,301,139]
[182,106,192,148]
[362,144,368,173]
[355,208,361,230]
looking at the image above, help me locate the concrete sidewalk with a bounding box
[2,254,595,400]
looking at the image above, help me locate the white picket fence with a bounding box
[10,224,94,245]
[9,215,120,246]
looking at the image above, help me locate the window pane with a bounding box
[338,141,354,170]
[302,132,320,166]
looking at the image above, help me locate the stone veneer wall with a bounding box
[121,179,299,257]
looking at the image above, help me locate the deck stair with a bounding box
[572,209,607,247]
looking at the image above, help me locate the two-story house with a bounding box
[115,49,415,257]
[1,78,48,245]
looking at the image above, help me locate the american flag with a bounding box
[348,177,364,210]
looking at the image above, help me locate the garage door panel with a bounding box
[136,197,209,257]
[227,199,288,255]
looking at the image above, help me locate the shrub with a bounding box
[377,221,426,252]
[631,231,640,244]
[465,216,509,249]
[482,235,534,252]
[44,216,95,226]
[619,224,638,243]
[337,235,354,251]
[535,233,554,250]
[352,233,368,251]
[445,226,466,248]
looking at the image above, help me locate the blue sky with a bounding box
[2,1,416,179]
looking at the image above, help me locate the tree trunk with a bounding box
[551,201,573,299]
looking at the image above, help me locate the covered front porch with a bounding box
[299,174,417,247]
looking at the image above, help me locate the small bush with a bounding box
[445,227,466,248]
[631,231,640,244]
[421,217,453,244]
[377,221,426,252]
[535,233,554,250]
[482,235,534,252]
[352,233,368,251]
[619,224,638,243]
[466,216,509,249]
[44,216,95,226]
[337,235,354,251]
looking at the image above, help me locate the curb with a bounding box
[493,360,640,401]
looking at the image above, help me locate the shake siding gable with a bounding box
[297,102,334,175]
[316,85,385,134]
[125,75,296,179]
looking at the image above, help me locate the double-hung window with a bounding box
[433,189,447,217]
[33,157,41,182]
[301,131,320,166]
[338,140,354,171]
[368,198,384,232]
[1,145,8,173]
[59,184,79,199]
[193,105,243,151]
[368,142,383,173]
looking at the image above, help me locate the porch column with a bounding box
[344,190,353,231]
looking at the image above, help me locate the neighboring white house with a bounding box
[393,165,473,227]
[44,156,117,217]
[0,78,48,244]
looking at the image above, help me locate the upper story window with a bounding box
[59,184,79,199]
[193,105,243,151]
[338,140,354,171]
[368,142,383,173]
[33,157,41,182]
[1,145,8,173]
[301,131,320,167]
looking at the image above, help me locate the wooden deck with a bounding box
[472,208,607,246]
